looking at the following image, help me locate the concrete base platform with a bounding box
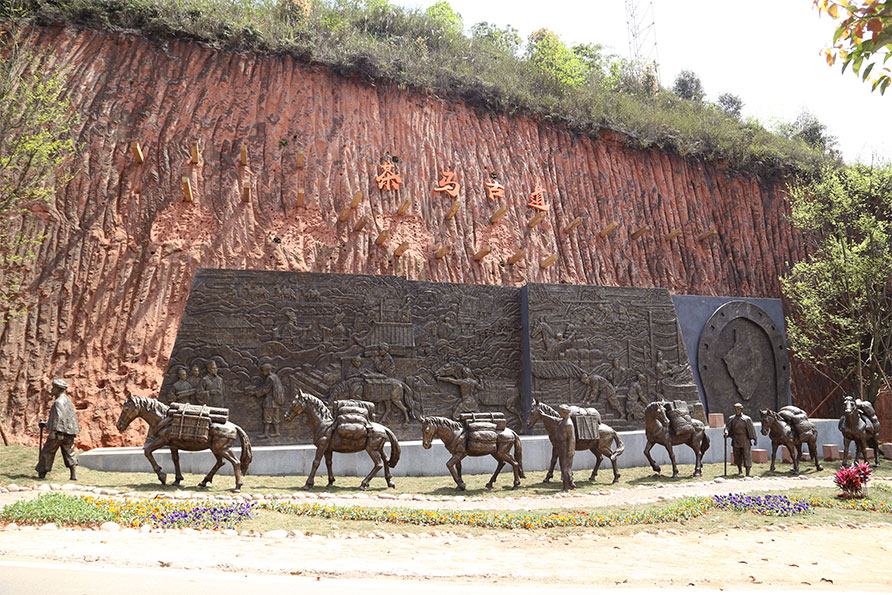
[80,420,846,478]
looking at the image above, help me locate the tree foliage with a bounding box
[526,28,586,89]
[0,34,78,319]
[671,69,705,101]
[776,110,838,154]
[716,92,744,118]
[469,21,521,56]
[424,0,462,35]
[782,164,892,403]
[816,0,892,94]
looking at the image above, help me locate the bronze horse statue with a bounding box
[527,400,625,484]
[420,416,524,490]
[759,407,823,474]
[115,394,253,492]
[839,395,881,466]
[643,401,710,478]
[283,390,401,489]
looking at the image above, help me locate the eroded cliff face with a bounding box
[0,25,810,449]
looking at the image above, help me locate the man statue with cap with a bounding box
[36,379,80,481]
[724,402,757,476]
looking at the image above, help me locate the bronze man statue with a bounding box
[36,379,80,481]
[725,402,757,476]
[557,404,576,491]
[252,363,285,438]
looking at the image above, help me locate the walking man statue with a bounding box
[36,379,80,481]
[557,404,576,492]
[724,402,757,476]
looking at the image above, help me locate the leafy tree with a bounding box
[776,110,838,154]
[716,92,744,118]
[0,35,78,320]
[424,1,463,35]
[815,0,892,94]
[469,21,521,56]
[671,69,704,101]
[526,28,586,89]
[782,164,892,404]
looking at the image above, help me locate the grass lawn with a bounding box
[0,444,842,497]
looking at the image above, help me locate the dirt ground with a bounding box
[2,476,892,591]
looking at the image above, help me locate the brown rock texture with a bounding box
[0,25,818,449]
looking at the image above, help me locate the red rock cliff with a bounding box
[0,25,813,449]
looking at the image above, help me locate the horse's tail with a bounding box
[236,424,253,475]
[610,431,625,461]
[514,432,525,478]
[700,428,711,455]
[385,426,401,468]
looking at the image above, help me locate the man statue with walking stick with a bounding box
[35,379,80,481]
[724,402,757,477]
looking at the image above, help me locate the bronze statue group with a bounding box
[35,377,883,494]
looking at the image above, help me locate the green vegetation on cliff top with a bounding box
[3,0,835,175]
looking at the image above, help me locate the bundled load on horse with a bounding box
[565,405,601,441]
[664,400,694,435]
[459,412,506,452]
[166,403,229,442]
[776,406,811,436]
[332,399,375,441]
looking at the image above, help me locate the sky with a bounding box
[401,0,891,164]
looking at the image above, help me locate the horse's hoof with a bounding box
[513,483,521,490]
[612,476,620,484]
[485,483,494,490]
[542,477,551,484]
[652,465,661,474]
[198,481,208,488]
[359,484,368,491]
[387,481,396,489]
[671,473,679,479]
[692,472,702,478]
[231,488,241,493]
[302,484,314,491]
[158,473,167,485]
[816,465,824,472]
[173,479,182,486]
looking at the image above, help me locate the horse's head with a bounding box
[646,401,670,426]
[284,392,307,423]
[759,408,774,435]
[843,395,858,416]
[526,399,542,430]
[115,394,140,433]
[420,417,436,449]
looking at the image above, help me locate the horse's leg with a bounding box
[842,436,851,466]
[497,446,522,489]
[143,438,169,485]
[199,453,225,488]
[486,457,506,490]
[664,443,679,478]
[325,450,335,486]
[360,448,383,490]
[446,453,466,490]
[169,447,184,486]
[381,443,395,489]
[769,440,778,472]
[393,396,410,424]
[591,447,602,481]
[809,438,824,471]
[644,440,660,474]
[304,447,325,490]
[791,440,801,474]
[690,437,703,478]
[544,445,558,483]
[606,444,621,484]
[216,445,242,492]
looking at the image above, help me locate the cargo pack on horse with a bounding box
[420,413,524,491]
[643,400,710,478]
[284,390,401,489]
[115,394,252,492]
[759,406,823,473]
[527,400,625,484]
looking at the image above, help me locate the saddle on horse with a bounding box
[166,402,229,442]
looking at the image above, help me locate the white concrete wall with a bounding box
[80,420,845,479]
